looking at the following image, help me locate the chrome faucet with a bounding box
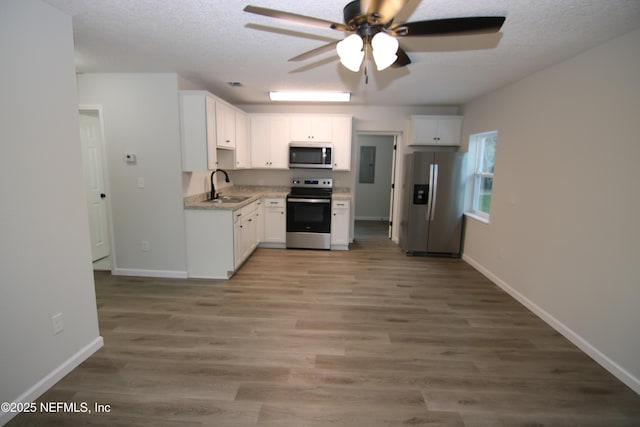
[210,169,230,200]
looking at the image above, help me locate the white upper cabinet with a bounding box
[331,116,352,171]
[290,116,333,142]
[234,111,249,169]
[179,92,217,171]
[215,101,236,149]
[409,115,463,146]
[249,115,290,169]
[287,114,353,170]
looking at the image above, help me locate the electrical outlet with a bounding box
[51,313,64,335]
[142,240,150,252]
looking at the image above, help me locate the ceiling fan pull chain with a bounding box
[365,62,369,85]
[364,46,369,84]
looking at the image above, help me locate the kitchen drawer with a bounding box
[263,198,285,208]
[234,201,257,223]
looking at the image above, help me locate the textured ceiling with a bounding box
[43,0,640,106]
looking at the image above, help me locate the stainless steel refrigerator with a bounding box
[399,151,466,257]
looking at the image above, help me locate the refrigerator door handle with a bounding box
[427,164,435,221]
[430,164,439,221]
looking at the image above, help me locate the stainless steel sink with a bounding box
[203,195,250,204]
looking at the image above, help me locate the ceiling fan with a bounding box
[244,0,506,80]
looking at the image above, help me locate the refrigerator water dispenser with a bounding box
[413,184,428,204]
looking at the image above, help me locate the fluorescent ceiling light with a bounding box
[269,91,351,102]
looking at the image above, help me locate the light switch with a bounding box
[51,313,64,335]
[137,177,145,188]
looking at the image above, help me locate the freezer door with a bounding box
[402,152,433,253]
[426,152,466,255]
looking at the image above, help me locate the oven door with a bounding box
[286,197,331,233]
[286,197,332,249]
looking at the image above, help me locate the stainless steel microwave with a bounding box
[289,143,333,169]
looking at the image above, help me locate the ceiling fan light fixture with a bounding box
[337,34,365,72]
[371,32,399,71]
[268,91,351,102]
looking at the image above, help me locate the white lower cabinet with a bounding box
[185,209,235,279]
[186,195,351,278]
[185,201,259,279]
[261,197,286,247]
[233,202,259,270]
[331,199,350,250]
[233,214,243,270]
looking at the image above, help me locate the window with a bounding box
[470,131,497,220]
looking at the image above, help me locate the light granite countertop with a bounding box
[183,185,352,210]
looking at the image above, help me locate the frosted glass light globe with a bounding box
[337,34,365,72]
[371,32,399,71]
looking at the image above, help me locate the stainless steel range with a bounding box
[286,178,333,250]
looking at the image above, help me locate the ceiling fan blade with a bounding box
[393,16,506,37]
[360,0,410,25]
[289,41,339,62]
[391,47,411,68]
[244,5,349,31]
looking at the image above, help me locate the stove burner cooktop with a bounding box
[289,178,333,198]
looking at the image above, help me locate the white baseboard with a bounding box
[0,336,104,426]
[355,216,389,221]
[462,254,640,395]
[112,268,188,279]
[258,243,286,249]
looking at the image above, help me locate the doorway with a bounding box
[79,106,112,271]
[354,133,398,239]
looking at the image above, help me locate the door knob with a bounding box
[100,193,106,199]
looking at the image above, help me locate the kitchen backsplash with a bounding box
[182,169,352,197]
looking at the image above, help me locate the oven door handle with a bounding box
[287,198,331,204]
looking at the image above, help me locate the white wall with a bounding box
[0,0,102,422]
[461,28,640,393]
[355,134,395,220]
[77,74,187,278]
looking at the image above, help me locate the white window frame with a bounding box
[470,131,497,222]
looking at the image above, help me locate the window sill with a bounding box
[464,212,490,225]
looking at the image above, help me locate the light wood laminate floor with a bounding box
[10,221,640,426]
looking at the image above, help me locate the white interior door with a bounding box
[79,109,110,262]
